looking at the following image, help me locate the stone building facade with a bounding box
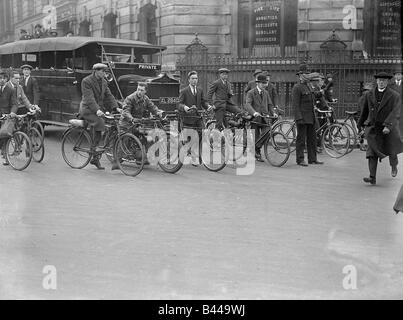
[1,0,401,70]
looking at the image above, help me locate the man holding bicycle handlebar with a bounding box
[79,63,118,170]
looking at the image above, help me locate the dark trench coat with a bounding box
[358,86,403,159]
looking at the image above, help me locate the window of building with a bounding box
[79,19,91,36]
[139,4,157,45]
[238,0,298,58]
[103,12,118,38]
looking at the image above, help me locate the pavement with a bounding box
[0,126,402,299]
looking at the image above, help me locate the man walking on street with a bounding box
[358,72,403,185]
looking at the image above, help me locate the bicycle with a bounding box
[114,114,182,177]
[177,108,227,172]
[223,112,291,167]
[18,108,45,163]
[0,113,33,171]
[336,110,367,153]
[272,107,351,158]
[61,112,120,169]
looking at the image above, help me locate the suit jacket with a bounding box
[389,81,402,98]
[207,79,235,109]
[119,92,160,127]
[8,82,31,109]
[0,85,18,115]
[79,73,117,116]
[22,76,40,105]
[292,82,315,124]
[244,87,274,116]
[358,87,403,157]
[267,83,279,107]
[178,85,208,125]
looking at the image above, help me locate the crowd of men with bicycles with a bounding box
[0,61,402,184]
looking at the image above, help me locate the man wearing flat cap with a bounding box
[79,63,118,169]
[207,68,243,128]
[21,64,40,106]
[244,74,277,161]
[358,72,403,184]
[19,29,32,40]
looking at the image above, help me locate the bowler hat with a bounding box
[218,68,230,74]
[253,69,263,77]
[255,74,268,83]
[92,63,108,70]
[20,64,33,70]
[374,71,393,79]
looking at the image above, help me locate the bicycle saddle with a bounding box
[345,111,358,115]
[69,119,86,127]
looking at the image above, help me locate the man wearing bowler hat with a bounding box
[21,64,40,106]
[79,63,118,170]
[207,68,243,129]
[244,74,277,161]
[244,68,263,97]
[358,71,403,184]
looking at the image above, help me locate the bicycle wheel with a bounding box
[114,133,145,177]
[200,128,226,172]
[272,120,296,153]
[338,122,357,154]
[32,120,45,141]
[28,127,45,162]
[263,131,291,167]
[61,127,92,169]
[5,131,32,171]
[321,123,350,158]
[104,128,118,163]
[158,132,183,174]
[226,127,252,162]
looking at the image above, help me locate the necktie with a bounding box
[25,77,28,86]
[193,87,196,96]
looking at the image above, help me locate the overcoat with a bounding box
[389,80,403,141]
[244,87,274,116]
[358,86,403,159]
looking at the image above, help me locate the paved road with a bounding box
[1,126,402,299]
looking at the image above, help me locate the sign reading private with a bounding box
[252,0,281,46]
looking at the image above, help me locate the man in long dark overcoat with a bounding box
[79,63,118,169]
[358,72,403,185]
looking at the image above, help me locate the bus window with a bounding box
[74,43,101,69]
[40,51,55,69]
[13,53,23,67]
[56,51,74,69]
[1,54,12,67]
[21,53,39,69]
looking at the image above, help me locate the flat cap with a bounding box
[20,64,33,70]
[253,69,263,77]
[218,68,230,73]
[296,63,309,75]
[187,70,198,78]
[374,71,393,79]
[92,63,108,70]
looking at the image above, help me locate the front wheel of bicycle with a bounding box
[28,127,45,162]
[158,132,183,174]
[263,131,291,167]
[61,127,92,169]
[321,123,350,158]
[114,133,145,177]
[200,128,226,172]
[272,120,296,153]
[32,120,45,141]
[6,131,32,171]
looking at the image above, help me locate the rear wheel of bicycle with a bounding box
[28,127,45,162]
[158,132,183,174]
[263,131,291,167]
[338,122,357,154]
[272,120,296,153]
[321,123,350,158]
[114,133,145,177]
[200,128,226,172]
[6,131,32,171]
[61,127,92,169]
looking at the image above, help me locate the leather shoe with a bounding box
[309,160,324,165]
[363,176,376,185]
[391,166,398,177]
[255,153,264,162]
[3,160,9,166]
[297,161,308,167]
[90,158,105,170]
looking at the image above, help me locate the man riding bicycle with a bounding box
[207,68,243,129]
[79,63,118,170]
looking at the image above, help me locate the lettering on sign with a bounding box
[252,0,281,46]
[376,0,401,50]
